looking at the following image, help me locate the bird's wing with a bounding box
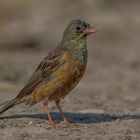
[16,47,64,98]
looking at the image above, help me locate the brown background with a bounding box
[0,0,140,139]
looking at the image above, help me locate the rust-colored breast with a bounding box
[29,52,86,103]
[48,52,86,101]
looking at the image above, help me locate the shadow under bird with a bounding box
[0,20,96,126]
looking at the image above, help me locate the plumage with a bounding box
[17,47,63,99]
[0,19,96,125]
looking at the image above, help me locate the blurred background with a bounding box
[0,1,140,138]
[0,0,140,110]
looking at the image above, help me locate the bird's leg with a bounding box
[55,100,68,124]
[43,101,55,126]
[55,100,77,127]
[44,106,54,125]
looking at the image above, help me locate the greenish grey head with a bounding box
[63,19,96,42]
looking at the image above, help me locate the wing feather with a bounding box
[16,47,64,98]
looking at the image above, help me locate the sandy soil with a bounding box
[0,48,140,140]
[0,1,140,139]
[0,89,140,140]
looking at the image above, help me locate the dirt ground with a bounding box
[0,48,140,140]
[0,1,140,140]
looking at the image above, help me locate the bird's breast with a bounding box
[53,52,87,91]
[75,48,88,64]
[32,51,87,102]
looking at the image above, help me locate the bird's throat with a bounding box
[62,36,86,50]
[61,38,87,64]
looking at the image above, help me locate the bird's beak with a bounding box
[83,26,97,35]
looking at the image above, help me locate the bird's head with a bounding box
[63,20,96,42]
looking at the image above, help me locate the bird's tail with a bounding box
[0,98,19,114]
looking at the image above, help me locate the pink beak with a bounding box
[83,26,97,35]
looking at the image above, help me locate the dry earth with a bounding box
[0,49,140,140]
[0,0,140,139]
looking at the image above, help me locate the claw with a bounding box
[46,120,55,125]
[58,117,77,128]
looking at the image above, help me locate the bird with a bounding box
[0,20,96,126]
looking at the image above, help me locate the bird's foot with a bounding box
[58,118,77,128]
[46,119,56,127]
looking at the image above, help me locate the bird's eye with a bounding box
[76,26,81,31]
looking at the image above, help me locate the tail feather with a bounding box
[0,98,19,114]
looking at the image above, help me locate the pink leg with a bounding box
[55,101,77,127]
[43,102,55,126]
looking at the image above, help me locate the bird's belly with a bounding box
[49,61,86,101]
[32,60,86,102]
